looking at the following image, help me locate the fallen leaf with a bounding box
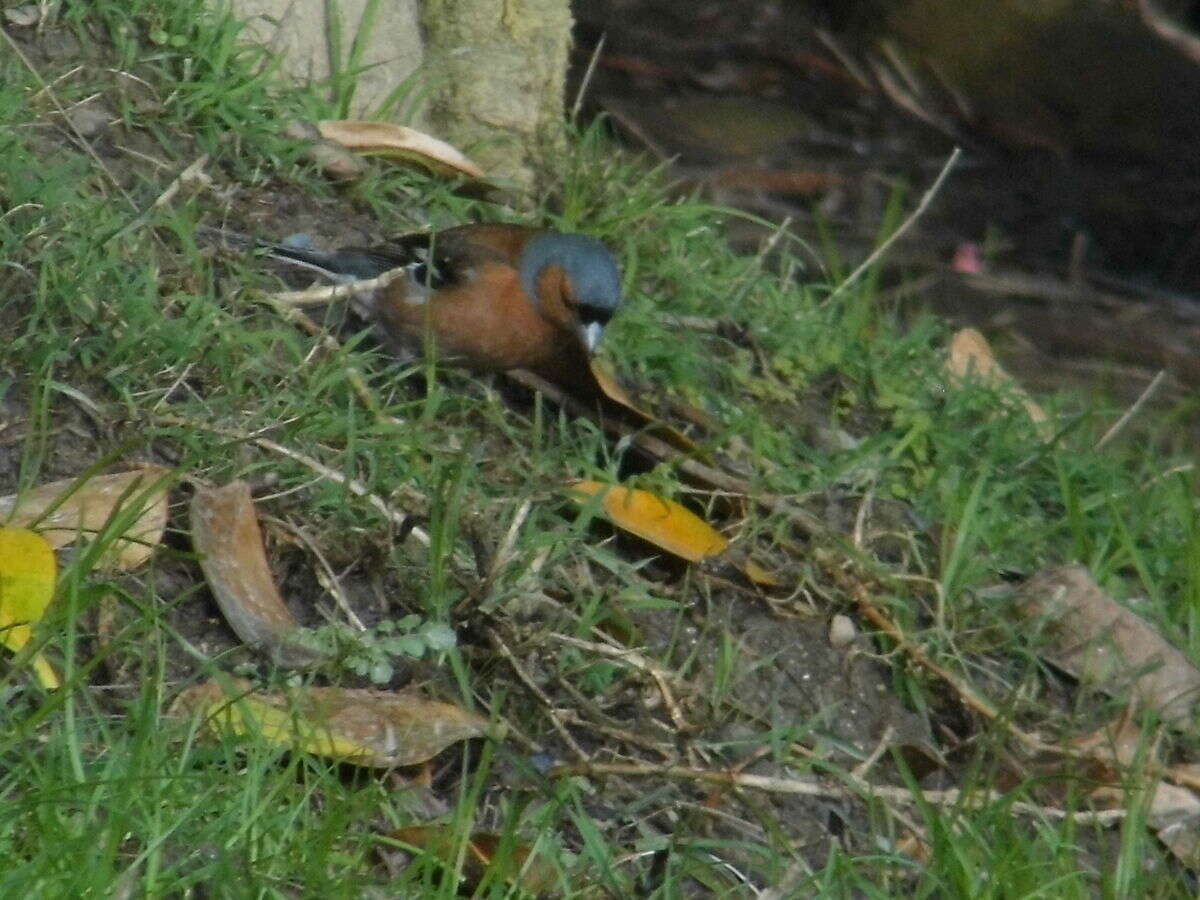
[282,121,367,181]
[316,120,486,180]
[569,480,780,587]
[3,4,41,27]
[1092,780,1200,869]
[171,678,490,767]
[945,327,1050,437]
[390,826,557,894]
[1149,782,1200,868]
[571,480,727,562]
[1017,565,1200,726]
[0,466,169,570]
[1069,706,1146,770]
[0,527,60,689]
[587,359,705,457]
[189,481,326,668]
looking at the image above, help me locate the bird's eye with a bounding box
[577,302,614,326]
[408,257,452,289]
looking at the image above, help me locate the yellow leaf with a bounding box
[570,480,728,562]
[0,527,60,689]
[172,679,490,768]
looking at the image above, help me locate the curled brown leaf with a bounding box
[190,481,325,668]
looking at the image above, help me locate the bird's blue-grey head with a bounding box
[519,232,622,352]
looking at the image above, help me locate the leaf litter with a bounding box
[6,23,1200,887]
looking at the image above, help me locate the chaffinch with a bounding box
[263,224,623,382]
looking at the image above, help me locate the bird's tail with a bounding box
[197,226,400,283]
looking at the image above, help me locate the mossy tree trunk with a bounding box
[420,0,572,190]
[230,0,573,191]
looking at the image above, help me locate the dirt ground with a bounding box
[4,6,1192,890]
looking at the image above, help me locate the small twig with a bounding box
[832,558,1200,802]
[851,725,895,780]
[263,514,367,632]
[549,760,1130,825]
[555,703,677,760]
[489,629,587,760]
[657,314,727,333]
[478,499,531,602]
[151,415,425,546]
[150,361,198,413]
[602,101,671,160]
[851,486,875,551]
[1096,369,1167,449]
[826,147,961,303]
[260,296,401,427]
[108,155,211,243]
[262,268,406,307]
[257,436,418,535]
[547,632,692,732]
[843,571,1005,731]
[571,32,606,120]
[814,28,872,92]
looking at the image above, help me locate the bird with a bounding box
[257,224,623,382]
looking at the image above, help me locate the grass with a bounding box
[2,0,1200,896]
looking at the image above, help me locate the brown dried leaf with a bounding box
[390,826,557,894]
[1069,706,1146,771]
[0,466,170,569]
[1149,782,1200,868]
[4,4,41,27]
[587,360,704,457]
[316,120,486,180]
[171,678,489,767]
[282,121,367,181]
[1092,781,1200,869]
[189,482,325,668]
[946,327,1050,437]
[1018,565,1200,725]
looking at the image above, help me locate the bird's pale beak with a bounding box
[580,321,604,352]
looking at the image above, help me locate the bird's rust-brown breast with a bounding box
[365,223,609,383]
[374,259,575,372]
